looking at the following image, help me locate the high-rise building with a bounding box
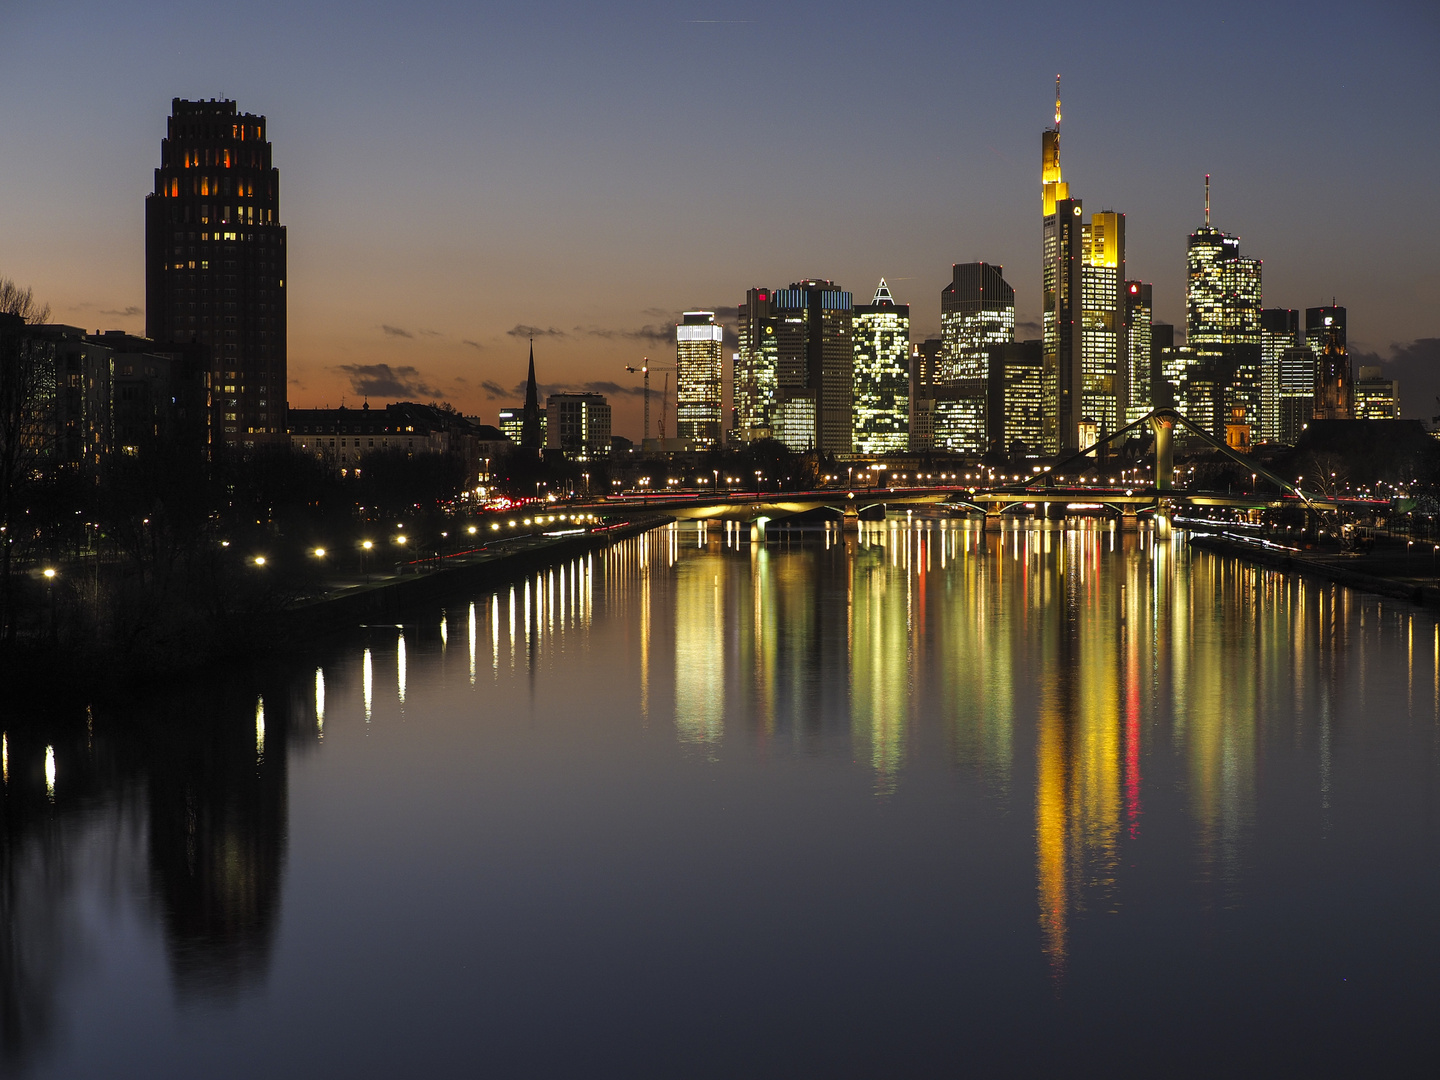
[1124,282,1153,424]
[1354,366,1399,420]
[145,98,286,450]
[987,340,1046,454]
[940,263,1015,381]
[1150,323,1176,407]
[1259,308,1300,442]
[852,280,910,455]
[1184,177,1262,436]
[1305,304,1346,356]
[1040,82,1126,450]
[734,288,778,440]
[909,338,942,451]
[1080,211,1126,437]
[545,393,611,460]
[772,280,854,454]
[1185,177,1261,347]
[675,311,723,448]
[1275,346,1316,444]
[1041,79,1082,453]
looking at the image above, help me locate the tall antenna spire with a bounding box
[1054,74,1062,128]
[1204,174,1210,227]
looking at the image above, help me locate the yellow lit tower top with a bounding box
[1042,75,1069,215]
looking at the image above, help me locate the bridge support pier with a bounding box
[1121,508,1138,531]
[843,506,859,532]
[1154,499,1173,539]
[983,506,1004,531]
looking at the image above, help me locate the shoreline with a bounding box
[1188,533,1439,607]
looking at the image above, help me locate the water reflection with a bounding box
[0,679,298,1069]
[5,521,1439,1073]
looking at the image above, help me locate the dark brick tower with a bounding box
[145,98,287,450]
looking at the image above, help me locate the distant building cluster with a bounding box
[2,90,1403,483]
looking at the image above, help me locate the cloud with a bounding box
[100,305,143,317]
[336,363,445,399]
[461,339,484,351]
[507,324,567,338]
[417,328,442,338]
[380,324,414,338]
[576,380,646,397]
[1016,319,1043,337]
[479,379,516,400]
[576,323,675,345]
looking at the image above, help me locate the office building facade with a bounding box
[145,98,286,449]
[546,393,612,460]
[940,263,1015,381]
[1124,282,1153,424]
[675,311,723,448]
[1259,308,1300,442]
[734,288,778,440]
[772,280,853,454]
[1354,366,1398,420]
[852,280,910,454]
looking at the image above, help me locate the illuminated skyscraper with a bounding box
[773,280,854,454]
[987,340,1046,453]
[1184,177,1261,437]
[146,98,286,449]
[1186,177,1261,347]
[1259,308,1300,442]
[1124,281,1152,423]
[1040,81,1125,449]
[734,288,778,440]
[1041,78,1081,452]
[909,338,942,451]
[675,311,723,447]
[940,263,1015,381]
[1080,211,1126,437]
[852,280,910,454]
[1275,346,1316,444]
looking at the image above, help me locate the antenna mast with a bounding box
[1054,74,1061,128]
[1205,174,1210,227]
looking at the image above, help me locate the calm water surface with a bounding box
[4,520,1439,1077]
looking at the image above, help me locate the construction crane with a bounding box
[624,360,676,442]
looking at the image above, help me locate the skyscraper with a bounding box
[675,311,723,448]
[1080,210,1127,437]
[940,263,1015,381]
[145,98,286,450]
[1187,177,1262,346]
[1184,177,1262,437]
[852,280,910,454]
[1260,308,1300,442]
[734,288,778,441]
[772,280,854,454]
[1041,78,1082,452]
[1040,80,1128,450]
[1124,282,1153,424]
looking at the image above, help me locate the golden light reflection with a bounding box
[44,744,55,800]
[469,601,477,685]
[363,647,373,722]
[2,732,7,785]
[675,558,724,747]
[397,632,407,706]
[316,667,326,735]
[255,697,265,764]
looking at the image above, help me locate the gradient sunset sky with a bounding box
[1,0,1436,438]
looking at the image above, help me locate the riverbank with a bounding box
[0,515,670,702]
[281,515,667,634]
[1189,532,1440,606]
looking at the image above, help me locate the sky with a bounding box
[1,0,1437,437]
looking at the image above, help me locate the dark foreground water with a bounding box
[3,520,1439,1077]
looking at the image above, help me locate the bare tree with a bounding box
[0,278,53,643]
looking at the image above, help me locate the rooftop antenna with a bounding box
[1054,74,1061,128]
[1205,174,1210,227]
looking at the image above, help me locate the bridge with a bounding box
[579,410,1388,535]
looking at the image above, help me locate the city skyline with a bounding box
[1,1,1436,438]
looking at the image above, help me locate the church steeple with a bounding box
[521,338,542,451]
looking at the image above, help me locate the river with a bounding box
[3,519,1437,1077]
